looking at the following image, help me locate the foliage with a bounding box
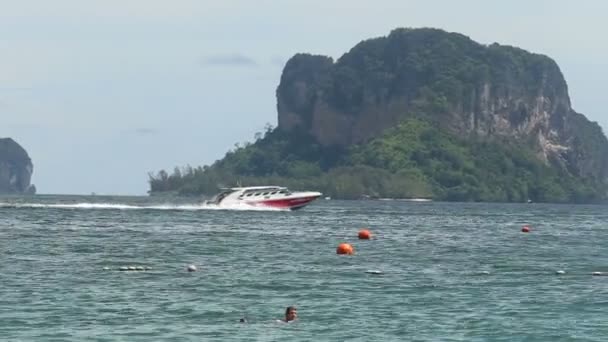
[148,119,606,203]
[0,138,32,165]
[0,138,34,194]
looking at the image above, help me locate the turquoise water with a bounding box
[1,195,607,341]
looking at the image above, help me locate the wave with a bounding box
[0,201,288,212]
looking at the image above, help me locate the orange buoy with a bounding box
[336,243,354,255]
[521,225,530,233]
[358,229,372,240]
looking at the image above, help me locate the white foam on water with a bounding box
[0,201,288,212]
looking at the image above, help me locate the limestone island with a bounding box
[0,138,36,195]
[148,28,608,203]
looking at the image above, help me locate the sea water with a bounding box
[1,195,607,341]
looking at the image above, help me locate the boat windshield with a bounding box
[209,190,233,204]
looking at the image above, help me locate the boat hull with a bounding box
[246,195,321,210]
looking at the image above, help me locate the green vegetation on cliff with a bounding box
[148,118,604,203]
[277,28,568,136]
[0,138,36,194]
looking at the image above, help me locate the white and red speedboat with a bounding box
[205,186,322,210]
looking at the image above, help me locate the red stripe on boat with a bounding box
[248,196,319,209]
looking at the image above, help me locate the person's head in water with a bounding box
[284,306,297,322]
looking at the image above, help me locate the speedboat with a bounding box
[205,186,322,210]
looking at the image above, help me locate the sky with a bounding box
[1,0,607,195]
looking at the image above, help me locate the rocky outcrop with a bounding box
[0,138,36,194]
[276,28,608,183]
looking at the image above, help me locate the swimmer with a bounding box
[283,306,297,323]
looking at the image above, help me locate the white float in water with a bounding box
[555,270,565,275]
[117,266,149,271]
[592,271,604,276]
[365,270,383,275]
[187,265,197,272]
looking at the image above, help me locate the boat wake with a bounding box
[0,201,288,212]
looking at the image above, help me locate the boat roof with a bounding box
[222,186,288,191]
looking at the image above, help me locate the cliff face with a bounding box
[0,138,36,194]
[276,28,608,183]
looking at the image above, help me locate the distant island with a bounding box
[148,28,608,203]
[0,138,36,194]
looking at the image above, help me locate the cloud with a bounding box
[200,54,258,67]
[133,128,157,135]
[0,86,34,91]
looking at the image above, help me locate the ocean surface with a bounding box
[1,195,607,341]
